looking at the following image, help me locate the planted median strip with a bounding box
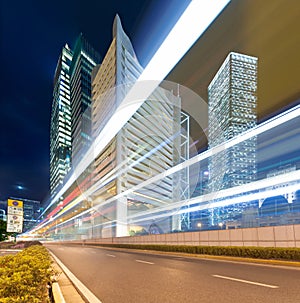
[0,244,57,303]
[85,243,300,262]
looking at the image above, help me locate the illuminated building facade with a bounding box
[50,36,100,198]
[70,34,100,165]
[91,15,188,237]
[50,45,73,197]
[208,52,258,192]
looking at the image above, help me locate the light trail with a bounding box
[31,105,300,233]
[41,158,300,231]
[48,172,300,231]
[89,105,300,217]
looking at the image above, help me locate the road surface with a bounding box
[46,244,300,303]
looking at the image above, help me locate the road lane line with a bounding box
[106,254,116,257]
[135,259,154,265]
[50,252,103,303]
[212,274,279,289]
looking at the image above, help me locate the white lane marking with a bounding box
[135,259,154,265]
[212,274,279,289]
[106,254,116,257]
[50,251,103,303]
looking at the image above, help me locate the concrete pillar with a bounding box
[172,214,181,231]
[116,196,128,237]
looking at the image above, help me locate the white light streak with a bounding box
[128,170,300,223]
[48,165,300,231]
[34,104,300,233]
[139,0,231,82]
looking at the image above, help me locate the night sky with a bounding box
[0,0,191,202]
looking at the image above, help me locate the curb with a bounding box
[52,282,66,303]
[51,252,102,303]
[49,252,86,303]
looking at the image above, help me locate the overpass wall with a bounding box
[78,224,300,248]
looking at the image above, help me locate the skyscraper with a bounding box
[50,44,73,197]
[208,52,258,192]
[70,34,101,165]
[91,15,187,237]
[50,36,100,198]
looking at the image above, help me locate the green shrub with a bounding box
[89,243,300,261]
[0,245,52,303]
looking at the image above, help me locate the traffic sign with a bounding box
[7,199,24,233]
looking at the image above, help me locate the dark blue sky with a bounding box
[0,0,191,201]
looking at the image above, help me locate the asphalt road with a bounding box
[46,244,300,303]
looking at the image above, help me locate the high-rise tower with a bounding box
[70,34,101,166]
[50,44,73,197]
[208,52,258,192]
[91,15,187,237]
[50,35,100,198]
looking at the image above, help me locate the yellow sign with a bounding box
[8,199,23,208]
[7,199,24,233]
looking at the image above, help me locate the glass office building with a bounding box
[50,45,73,197]
[70,34,100,166]
[208,52,258,192]
[50,36,100,198]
